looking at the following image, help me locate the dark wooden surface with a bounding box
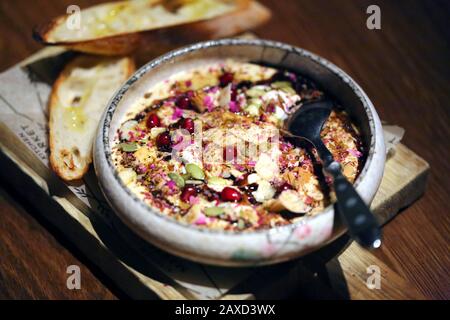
[0,0,449,300]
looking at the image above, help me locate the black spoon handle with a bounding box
[315,140,382,249]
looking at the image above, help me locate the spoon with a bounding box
[285,100,382,249]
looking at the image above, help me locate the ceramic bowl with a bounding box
[94,39,385,266]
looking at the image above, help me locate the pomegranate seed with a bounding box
[259,113,268,122]
[278,182,293,192]
[180,185,197,203]
[175,95,192,109]
[230,85,237,101]
[221,187,242,202]
[146,113,161,128]
[156,131,172,152]
[219,72,234,87]
[266,104,275,113]
[179,118,195,134]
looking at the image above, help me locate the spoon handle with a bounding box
[315,141,382,249]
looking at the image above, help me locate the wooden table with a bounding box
[0,0,448,300]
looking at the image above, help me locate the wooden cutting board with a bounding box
[0,122,429,300]
[0,44,429,299]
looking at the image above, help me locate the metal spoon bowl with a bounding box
[285,100,382,249]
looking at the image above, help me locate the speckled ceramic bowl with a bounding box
[94,39,385,266]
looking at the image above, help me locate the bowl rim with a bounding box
[98,38,377,237]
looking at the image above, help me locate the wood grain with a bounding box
[0,185,118,299]
[0,0,449,299]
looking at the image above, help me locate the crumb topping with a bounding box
[112,61,363,231]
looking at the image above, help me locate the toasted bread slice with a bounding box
[33,0,270,56]
[49,55,135,181]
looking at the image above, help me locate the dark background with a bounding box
[0,0,449,299]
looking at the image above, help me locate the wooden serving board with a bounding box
[0,46,429,300]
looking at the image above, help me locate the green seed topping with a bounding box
[120,142,139,152]
[237,219,246,229]
[181,173,191,180]
[271,81,292,89]
[246,87,266,98]
[271,81,296,95]
[248,98,263,107]
[168,173,185,188]
[204,206,225,217]
[280,86,296,95]
[185,163,205,180]
[184,180,204,185]
[207,176,229,185]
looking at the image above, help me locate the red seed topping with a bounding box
[179,118,195,134]
[266,104,276,113]
[180,185,197,203]
[219,72,234,87]
[146,113,161,128]
[230,85,237,101]
[221,187,242,202]
[175,95,192,109]
[156,131,172,151]
[278,182,293,192]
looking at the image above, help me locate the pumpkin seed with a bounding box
[207,176,232,192]
[168,173,185,188]
[150,127,166,138]
[120,142,139,152]
[249,98,263,107]
[281,86,296,95]
[185,163,205,180]
[246,87,266,98]
[204,206,225,217]
[237,219,246,229]
[271,81,292,89]
[185,180,204,185]
[207,176,230,185]
[181,173,191,180]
